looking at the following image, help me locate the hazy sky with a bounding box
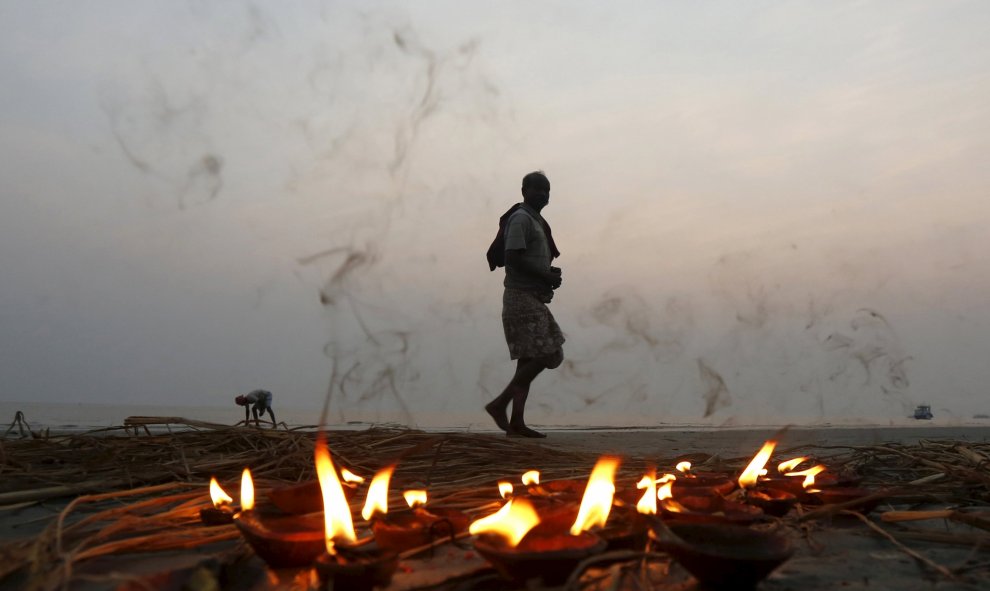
[2,1,988,427]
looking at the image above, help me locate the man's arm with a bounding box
[266,408,277,427]
[505,249,562,289]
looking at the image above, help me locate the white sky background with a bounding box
[1,1,988,427]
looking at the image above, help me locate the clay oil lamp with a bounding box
[651,521,794,589]
[591,472,651,551]
[568,457,648,551]
[397,489,471,540]
[810,487,879,513]
[200,476,236,526]
[312,436,398,591]
[522,469,583,500]
[802,468,880,514]
[534,472,586,500]
[268,467,364,515]
[472,497,604,586]
[659,481,763,525]
[233,467,327,568]
[670,461,735,497]
[757,457,830,501]
[516,470,580,533]
[737,440,797,518]
[366,472,470,553]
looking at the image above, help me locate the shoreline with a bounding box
[4,401,990,435]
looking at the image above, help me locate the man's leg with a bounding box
[487,357,548,438]
[486,358,547,432]
[486,360,525,431]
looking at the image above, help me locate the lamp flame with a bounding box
[657,481,686,513]
[658,481,674,501]
[570,456,620,535]
[777,457,809,474]
[786,464,827,488]
[209,477,233,508]
[521,470,540,486]
[404,489,427,509]
[738,439,777,489]
[469,498,540,547]
[240,468,254,511]
[341,468,365,484]
[361,466,395,521]
[675,461,692,473]
[498,481,513,499]
[315,434,357,554]
[636,473,657,515]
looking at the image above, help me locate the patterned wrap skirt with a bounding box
[502,288,565,364]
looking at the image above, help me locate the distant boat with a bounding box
[913,405,933,420]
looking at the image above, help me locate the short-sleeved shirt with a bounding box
[245,390,272,409]
[503,203,552,292]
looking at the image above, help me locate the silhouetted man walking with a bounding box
[485,171,564,438]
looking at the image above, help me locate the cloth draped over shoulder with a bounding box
[486,203,560,271]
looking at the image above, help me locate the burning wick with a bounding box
[315,434,358,554]
[362,466,395,521]
[404,490,427,509]
[469,498,540,547]
[636,473,657,515]
[341,468,365,484]
[570,456,620,535]
[521,470,540,486]
[786,465,827,489]
[210,477,233,507]
[240,468,255,511]
[498,481,514,500]
[675,461,692,474]
[777,457,809,474]
[738,439,777,489]
[657,480,686,513]
[200,476,236,526]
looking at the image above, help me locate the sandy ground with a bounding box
[1,425,988,590]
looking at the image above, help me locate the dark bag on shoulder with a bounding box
[486,204,560,271]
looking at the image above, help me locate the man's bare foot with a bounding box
[507,424,547,438]
[485,402,510,432]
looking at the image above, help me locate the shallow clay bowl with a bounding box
[314,546,399,591]
[474,531,606,585]
[672,474,736,497]
[527,499,579,536]
[268,480,355,515]
[758,477,808,498]
[535,479,585,499]
[745,487,797,518]
[653,522,793,589]
[662,495,765,526]
[233,511,325,568]
[808,487,880,514]
[598,509,650,551]
[371,507,470,552]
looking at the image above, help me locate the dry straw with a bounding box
[1,423,988,589]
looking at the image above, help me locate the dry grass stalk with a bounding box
[841,510,957,580]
